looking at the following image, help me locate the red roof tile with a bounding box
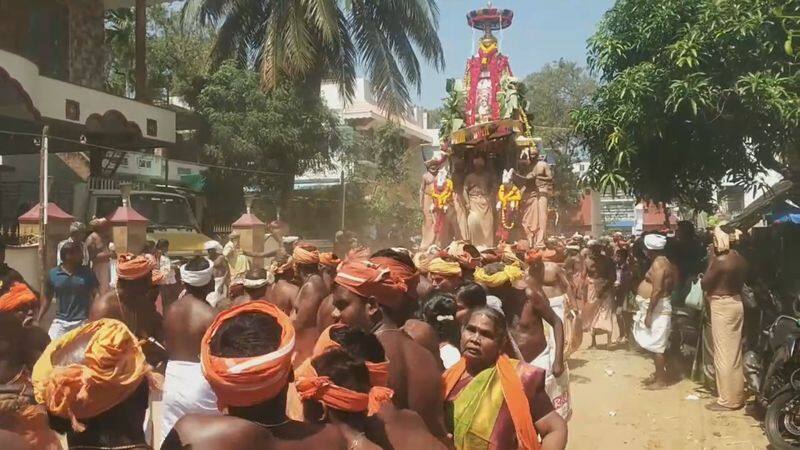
[18,203,74,223]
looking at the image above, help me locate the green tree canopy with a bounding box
[524,59,598,157]
[196,62,340,219]
[183,0,444,114]
[572,0,800,211]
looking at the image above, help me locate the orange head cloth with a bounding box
[370,256,420,301]
[334,259,408,309]
[302,324,390,387]
[31,319,153,432]
[295,364,393,416]
[0,282,38,313]
[201,301,296,409]
[116,253,154,281]
[443,356,541,450]
[293,243,321,266]
[319,252,341,269]
[525,250,543,266]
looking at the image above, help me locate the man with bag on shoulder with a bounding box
[701,226,748,412]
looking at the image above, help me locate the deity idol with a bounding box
[464,153,495,249]
[515,146,553,248]
[464,31,513,126]
[420,155,455,249]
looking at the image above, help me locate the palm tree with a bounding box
[182,0,445,115]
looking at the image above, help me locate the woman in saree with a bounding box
[443,307,567,450]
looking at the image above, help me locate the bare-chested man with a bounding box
[85,218,115,294]
[162,302,348,450]
[633,234,679,389]
[581,240,616,347]
[701,227,748,411]
[292,244,328,329]
[267,254,300,314]
[314,253,341,332]
[159,257,220,447]
[331,257,447,440]
[89,254,166,367]
[563,243,584,310]
[238,268,279,307]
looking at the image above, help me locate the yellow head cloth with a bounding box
[32,319,151,432]
[474,264,524,288]
[427,257,462,277]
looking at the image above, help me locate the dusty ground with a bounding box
[567,342,768,449]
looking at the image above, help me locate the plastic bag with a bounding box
[685,279,704,310]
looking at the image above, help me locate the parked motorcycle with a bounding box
[744,315,800,407]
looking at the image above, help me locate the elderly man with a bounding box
[444,306,568,449]
[701,227,748,411]
[332,257,447,439]
[56,221,89,266]
[161,302,349,450]
[427,257,463,293]
[633,234,679,389]
[160,257,220,448]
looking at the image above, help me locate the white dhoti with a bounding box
[206,276,227,307]
[158,361,220,449]
[633,295,672,354]
[532,295,572,421]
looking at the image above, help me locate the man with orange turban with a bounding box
[161,301,349,450]
[0,281,60,450]
[292,243,330,331]
[32,319,155,449]
[443,307,567,450]
[89,253,165,366]
[332,256,447,440]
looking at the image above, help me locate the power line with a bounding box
[0,129,293,177]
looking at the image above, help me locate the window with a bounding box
[176,167,191,175]
[138,158,152,169]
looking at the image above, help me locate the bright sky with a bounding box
[416,0,614,108]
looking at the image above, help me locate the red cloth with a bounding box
[319,252,341,269]
[334,259,407,309]
[525,250,543,265]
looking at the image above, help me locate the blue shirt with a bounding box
[46,265,98,321]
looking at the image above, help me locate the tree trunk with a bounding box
[134,0,147,101]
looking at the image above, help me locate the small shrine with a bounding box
[421,3,552,250]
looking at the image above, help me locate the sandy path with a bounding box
[567,344,767,449]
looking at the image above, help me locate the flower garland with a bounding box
[496,184,522,242]
[430,178,454,236]
[431,179,454,209]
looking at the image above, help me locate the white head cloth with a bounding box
[644,234,667,250]
[204,240,223,252]
[180,259,214,287]
[243,272,275,288]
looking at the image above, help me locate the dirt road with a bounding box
[567,344,767,449]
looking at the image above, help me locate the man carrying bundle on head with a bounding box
[331,257,447,440]
[443,306,568,450]
[32,319,160,450]
[292,243,329,329]
[160,256,220,448]
[0,281,60,450]
[162,301,349,450]
[427,256,464,293]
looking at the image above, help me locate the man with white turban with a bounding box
[633,233,679,389]
[701,226,748,411]
[160,256,220,448]
[56,221,89,266]
[204,240,227,307]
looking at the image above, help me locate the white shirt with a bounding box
[440,343,461,369]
